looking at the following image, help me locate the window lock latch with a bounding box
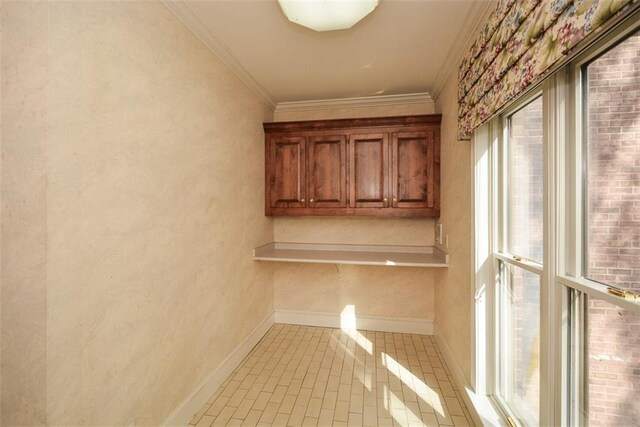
[607,287,640,301]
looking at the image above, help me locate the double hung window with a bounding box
[475,19,640,426]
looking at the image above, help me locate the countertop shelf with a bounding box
[253,242,449,268]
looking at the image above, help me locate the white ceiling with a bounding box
[165,0,493,106]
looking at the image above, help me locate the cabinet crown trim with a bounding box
[263,114,441,133]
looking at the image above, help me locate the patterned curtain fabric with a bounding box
[457,0,639,139]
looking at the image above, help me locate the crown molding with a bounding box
[274,92,434,113]
[161,0,277,111]
[431,0,496,101]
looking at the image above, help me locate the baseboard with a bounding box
[163,312,275,426]
[434,325,505,427]
[274,309,433,335]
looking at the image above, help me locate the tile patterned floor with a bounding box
[189,324,475,427]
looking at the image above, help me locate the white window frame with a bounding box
[472,12,640,427]
[559,17,640,426]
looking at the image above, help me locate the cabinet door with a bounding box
[307,135,347,208]
[268,136,306,208]
[391,130,436,208]
[349,133,389,208]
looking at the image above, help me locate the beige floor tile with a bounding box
[348,399,363,416]
[270,385,288,404]
[286,378,303,395]
[363,404,377,427]
[305,397,323,418]
[272,412,290,427]
[232,398,254,420]
[421,412,439,426]
[279,393,297,415]
[440,381,456,397]
[294,387,312,408]
[445,395,465,416]
[378,417,393,427]
[337,383,351,402]
[239,374,258,390]
[253,391,272,411]
[288,405,307,426]
[226,387,249,407]
[321,391,337,410]
[452,414,472,426]
[301,372,317,389]
[211,406,235,426]
[302,416,318,426]
[334,400,350,422]
[259,401,280,423]
[243,409,263,427]
[317,408,334,426]
[217,380,237,398]
[245,383,263,401]
[190,325,476,427]
[348,412,363,426]
[194,414,214,427]
[377,400,390,418]
[311,381,327,398]
[263,376,280,393]
[437,411,455,426]
[326,375,340,392]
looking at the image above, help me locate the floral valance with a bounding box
[458,0,639,139]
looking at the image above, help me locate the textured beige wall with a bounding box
[1,2,49,424]
[272,104,437,321]
[3,2,274,425]
[434,71,473,382]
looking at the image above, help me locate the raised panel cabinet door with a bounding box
[268,136,306,208]
[349,133,389,208]
[391,130,435,208]
[307,135,347,208]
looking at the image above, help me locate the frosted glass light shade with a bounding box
[278,0,380,32]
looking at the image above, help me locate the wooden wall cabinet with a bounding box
[264,115,441,218]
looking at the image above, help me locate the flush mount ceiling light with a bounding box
[278,0,380,32]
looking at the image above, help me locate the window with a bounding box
[495,96,544,425]
[579,29,640,426]
[474,18,640,427]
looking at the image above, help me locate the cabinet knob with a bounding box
[393,197,397,203]
[300,198,305,203]
[383,198,389,208]
[310,198,314,203]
